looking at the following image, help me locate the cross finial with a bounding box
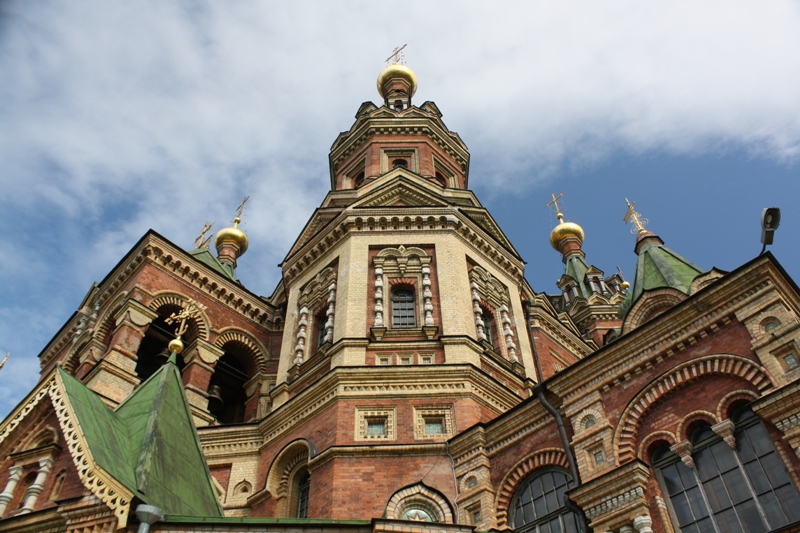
[0,352,8,371]
[385,44,407,65]
[546,192,565,222]
[623,198,648,234]
[235,196,250,220]
[193,221,214,249]
[165,299,207,339]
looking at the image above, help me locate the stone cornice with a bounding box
[309,443,447,469]
[258,365,523,449]
[329,110,470,176]
[283,207,525,286]
[549,258,782,405]
[198,425,263,458]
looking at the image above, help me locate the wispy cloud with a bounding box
[1,1,799,415]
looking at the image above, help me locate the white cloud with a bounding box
[1,0,799,415]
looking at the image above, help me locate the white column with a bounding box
[324,283,336,343]
[472,283,486,341]
[374,267,384,327]
[19,458,53,513]
[422,266,434,327]
[294,307,309,365]
[0,465,24,515]
[500,304,518,363]
[633,515,654,533]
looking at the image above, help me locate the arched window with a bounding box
[295,470,311,518]
[135,307,187,381]
[654,408,800,533]
[391,288,416,328]
[511,468,579,533]
[207,349,250,424]
[392,159,408,169]
[481,311,495,348]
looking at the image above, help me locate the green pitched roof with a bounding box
[619,232,704,318]
[564,255,591,298]
[58,359,222,518]
[189,247,238,282]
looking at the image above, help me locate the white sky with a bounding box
[2,1,800,417]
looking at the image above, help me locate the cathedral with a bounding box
[2,61,800,533]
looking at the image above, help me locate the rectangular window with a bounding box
[785,353,798,370]
[425,418,445,435]
[400,356,411,365]
[367,417,387,436]
[379,357,390,365]
[421,355,433,364]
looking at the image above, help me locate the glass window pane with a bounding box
[712,441,738,473]
[523,502,535,523]
[760,452,793,488]
[671,493,696,526]
[662,463,684,495]
[743,460,771,495]
[757,491,786,528]
[677,460,698,488]
[696,448,720,482]
[533,496,547,518]
[722,469,750,504]
[737,431,757,462]
[714,507,744,533]
[732,498,764,533]
[776,484,800,523]
[746,423,774,457]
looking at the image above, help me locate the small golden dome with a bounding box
[549,215,585,250]
[215,217,249,254]
[377,63,418,99]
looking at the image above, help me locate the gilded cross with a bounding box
[235,196,250,219]
[193,221,214,249]
[546,192,565,221]
[385,44,407,65]
[165,299,207,339]
[623,198,648,234]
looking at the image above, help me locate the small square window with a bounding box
[425,418,444,435]
[785,354,798,370]
[593,450,605,465]
[472,509,482,524]
[367,418,387,436]
[400,357,411,365]
[421,355,433,364]
[379,357,390,365]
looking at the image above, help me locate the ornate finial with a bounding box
[385,44,407,65]
[546,192,565,222]
[165,299,207,354]
[617,266,630,290]
[624,198,648,234]
[193,221,214,249]
[235,195,250,223]
[0,352,8,371]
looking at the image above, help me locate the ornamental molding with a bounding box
[555,275,773,405]
[50,371,134,529]
[584,487,645,520]
[614,353,772,463]
[494,448,570,528]
[214,327,272,372]
[283,207,524,285]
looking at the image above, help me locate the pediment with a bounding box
[459,207,518,255]
[284,207,345,260]
[352,174,449,209]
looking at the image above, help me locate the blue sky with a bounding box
[1,1,799,418]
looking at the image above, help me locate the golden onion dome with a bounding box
[215,216,249,254]
[377,63,418,99]
[549,215,585,250]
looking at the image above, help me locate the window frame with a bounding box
[653,409,800,533]
[509,467,580,533]
[391,288,417,329]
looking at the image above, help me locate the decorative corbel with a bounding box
[670,440,694,469]
[711,419,736,449]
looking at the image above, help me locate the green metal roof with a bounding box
[619,233,705,318]
[189,247,238,282]
[58,358,222,518]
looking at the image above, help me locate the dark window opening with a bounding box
[391,288,416,328]
[135,311,185,381]
[316,310,328,351]
[394,100,404,111]
[392,159,408,169]
[207,351,249,424]
[434,172,447,186]
[354,171,365,187]
[481,311,496,348]
[296,470,311,518]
